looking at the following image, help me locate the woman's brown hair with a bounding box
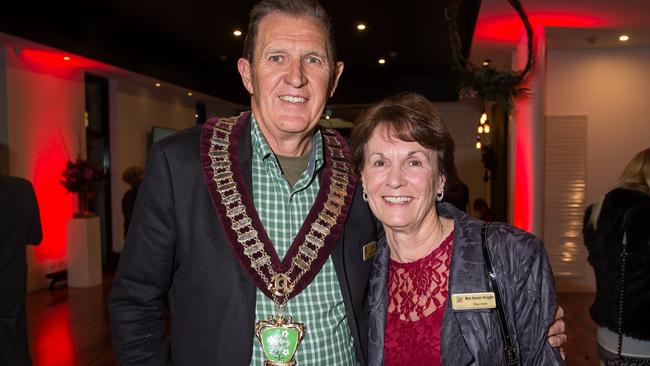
[351,92,457,190]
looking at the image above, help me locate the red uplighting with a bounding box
[9,48,89,266]
[32,144,73,263]
[474,12,604,42]
[33,304,78,366]
[513,138,531,231]
[19,49,109,78]
[511,36,541,233]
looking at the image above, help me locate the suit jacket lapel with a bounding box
[367,236,389,366]
[234,113,257,324]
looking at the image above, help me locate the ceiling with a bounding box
[470,0,650,68]
[2,1,648,107]
[0,0,479,106]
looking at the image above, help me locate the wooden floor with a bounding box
[25,278,599,365]
[557,293,599,366]
[26,277,116,366]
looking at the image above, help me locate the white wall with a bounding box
[546,47,650,205]
[110,79,201,251]
[109,78,244,251]
[4,47,85,292]
[545,46,650,291]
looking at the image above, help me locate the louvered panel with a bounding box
[544,116,588,280]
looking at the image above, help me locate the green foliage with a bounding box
[460,66,529,113]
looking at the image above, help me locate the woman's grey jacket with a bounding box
[367,202,564,365]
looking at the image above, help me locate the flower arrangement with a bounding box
[61,158,105,217]
[61,159,105,194]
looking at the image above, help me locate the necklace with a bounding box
[200,113,357,365]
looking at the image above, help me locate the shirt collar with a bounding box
[250,113,324,175]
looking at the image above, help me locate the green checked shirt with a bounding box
[249,116,358,366]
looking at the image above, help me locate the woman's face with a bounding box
[361,127,445,234]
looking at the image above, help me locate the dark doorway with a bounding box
[489,103,509,223]
[84,74,114,271]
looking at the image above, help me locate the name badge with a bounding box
[362,241,377,261]
[451,292,496,310]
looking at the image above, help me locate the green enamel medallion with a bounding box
[260,327,300,362]
[256,314,305,365]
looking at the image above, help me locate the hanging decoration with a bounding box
[445,0,535,113]
[446,0,535,182]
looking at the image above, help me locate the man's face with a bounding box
[238,12,343,148]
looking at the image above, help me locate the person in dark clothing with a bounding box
[473,198,495,222]
[0,176,42,366]
[584,148,650,363]
[121,166,143,238]
[442,177,469,212]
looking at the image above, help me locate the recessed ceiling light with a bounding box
[482,59,491,66]
[378,58,386,65]
[194,114,199,118]
[187,91,193,96]
[619,34,629,42]
[233,30,242,37]
[63,56,71,61]
[155,82,161,87]
[356,24,366,31]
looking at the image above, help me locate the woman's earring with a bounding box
[362,191,368,202]
[436,191,444,202]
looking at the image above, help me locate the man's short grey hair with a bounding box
[242,0,337,69]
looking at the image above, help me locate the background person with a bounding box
[441,177,469,212]
[352,93,564,365]
[121,166,144,238]
[0,175,42,366]
[473,197,495,222]
[583,148,650,364]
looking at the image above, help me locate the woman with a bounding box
[583,148,650,363]
[351,93,564,365]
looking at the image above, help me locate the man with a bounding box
[0,176,42,366]
[109,1,565,364]
[110,1,375,364]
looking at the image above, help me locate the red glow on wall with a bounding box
[7,47,86,268]
[513,125,531,231]
[33,304,78,366]
[32,145,73,262]
[474,12,603,42]
[511,28,546,234]
[19,49,107,78]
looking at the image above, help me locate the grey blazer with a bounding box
[368,203,564,365]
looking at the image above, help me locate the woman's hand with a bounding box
[547,305,567,360]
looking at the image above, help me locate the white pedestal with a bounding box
[66,217,103,287]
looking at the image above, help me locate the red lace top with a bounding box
[384,231,454,366]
